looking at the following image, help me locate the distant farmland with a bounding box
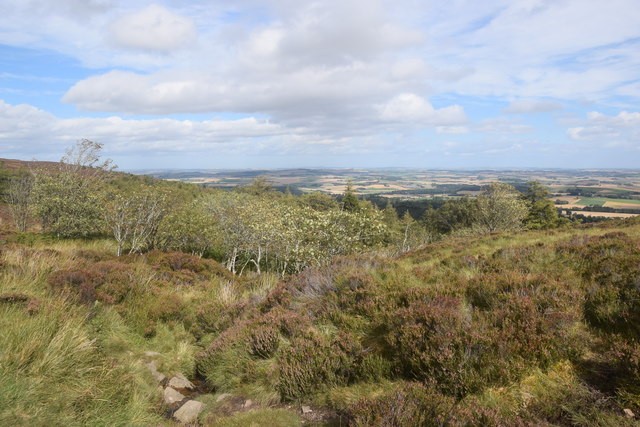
[577,197,640,207]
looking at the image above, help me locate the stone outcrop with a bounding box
[173,400,205,424]
[168,373,195,390]
[163,387,185,405]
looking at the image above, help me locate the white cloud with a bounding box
[108,4,196,52]
[566,126,620,142]
[503,99,562,114]
[567,111,640,144]
[378,93,466,125]
[0,99,290,157]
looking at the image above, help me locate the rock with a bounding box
[163,387,185,405]
[145,361,166,383]
[243,399,253,409]
[168,373,195,390]
[173,400,205,424]
[624,408,635,418]
[215,393,233,403]
[301,405,312,414]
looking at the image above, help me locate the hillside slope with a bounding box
[1,218,640,425]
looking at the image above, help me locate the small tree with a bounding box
[237,176,273,196]
[5,173,33,232]
[108,191,168,256]
[474,182,528,233]
[422,197,478,237]
[31,140,114,237]
[342,180,359,212]
[521,181,568,229]
[60,139,115,177]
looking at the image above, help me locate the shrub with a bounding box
[249,325,280,358]
[491,295,582,366]
[261,308,310,338]
[92,261,134,304]
[147,293,183,322]
[277,333,351,400]
[580,234,640,338]
[193,301,241,338]
[384,296,486,396]
[48,262,137,305]
[347,382,454,426]
[47,268,104,304]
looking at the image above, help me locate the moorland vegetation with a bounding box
[0,141,638,426]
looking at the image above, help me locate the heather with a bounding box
[1,147,639,425]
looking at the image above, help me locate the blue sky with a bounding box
[0,0,639,170]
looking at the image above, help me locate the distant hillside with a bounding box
[0,158,60,171]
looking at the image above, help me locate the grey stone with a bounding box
[215,393,233,403]
[145,361,166,383]
[301,405,312,414]
[168,373,195,390]
[163,387,185,405]
[624,408,635,418]
[173,400,205,424]
[243,399,253,409]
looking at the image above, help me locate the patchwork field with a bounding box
[140,167,640,218]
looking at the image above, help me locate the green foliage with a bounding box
[157,197,219,256]
[32,171,105,237]
[205,191,387,275]
[106,189,169,255]
[296,192,339,211]
[237,176,274,196]
[30,141,115,238]
[341,179,360,212]
[4,147,640,424]
[422,196,478,236]
[522,181,569,229]
[474,182,529,233]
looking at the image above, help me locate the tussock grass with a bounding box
[0,302,161,425]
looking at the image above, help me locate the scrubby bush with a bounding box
[48,262,137,305]
[277,333,352,400]
[48,268,103,304]
[249,324,280,358]
[347,382,454,426]
[384,296,486,396]
[580,233,640,337]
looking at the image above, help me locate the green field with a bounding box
[578,197,640,206]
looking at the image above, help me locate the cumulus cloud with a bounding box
[2,0,640,167]
[567,111,640,144]
[109,4,196,52]
[566,126,620,142]
[502,99,562,114]
[0,99,289,157]
[378,94,466,125]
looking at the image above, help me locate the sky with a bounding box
[0,0,639,170]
